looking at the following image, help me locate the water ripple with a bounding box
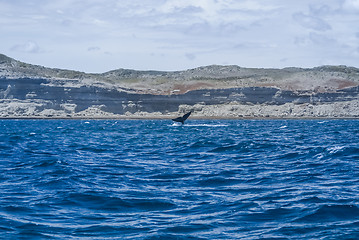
[0,119,359,239]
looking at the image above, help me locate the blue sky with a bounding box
[1,0,359,73]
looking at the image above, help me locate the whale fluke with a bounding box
[172,112,192,124]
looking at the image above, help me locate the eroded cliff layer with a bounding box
[1,54,359,118]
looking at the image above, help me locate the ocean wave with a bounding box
[171,123,228,127]
[296,205,359,222]
[1,119,359,239]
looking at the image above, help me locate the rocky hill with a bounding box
[1,53,359,119]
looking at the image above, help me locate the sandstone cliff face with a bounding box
[1,54,359,119]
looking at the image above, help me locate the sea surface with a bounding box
[0,119,359,239]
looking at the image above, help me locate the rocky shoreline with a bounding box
[1,54,359,119]
[1,100,358,119]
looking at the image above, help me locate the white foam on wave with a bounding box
[279,125,287,129]
[186,124,228,127]
[328,146,345,154]
[169,123,228,127]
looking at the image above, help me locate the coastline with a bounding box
[1,54,359,120]
[0,116,358,120]
[1,100,359,120]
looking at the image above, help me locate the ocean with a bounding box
[0,119,359,239]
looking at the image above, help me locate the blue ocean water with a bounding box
[0,119,359,239]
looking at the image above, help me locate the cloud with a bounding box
[308,4,332,16]
[292,12,331,31]
[88,46,101,52]
[182,21,246,38]
[1,0,358,72]
[155,0,279,29]
[342,0,359,11]
[309,32,336,46]
[185,53,196,60]
[10,41,41,53]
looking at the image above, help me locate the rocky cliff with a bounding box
[1,53,359,119]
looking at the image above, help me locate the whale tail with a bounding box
[172,111,192,124]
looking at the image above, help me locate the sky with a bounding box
[1,0,359,73]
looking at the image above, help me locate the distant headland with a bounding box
[1,53,359,119]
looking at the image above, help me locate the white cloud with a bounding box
[342,0,359,11]
[154,0,279,31]
[11,41,42,53]
[309,32,336,46]
[308,4,332,16]
[0,0,358,72]
[293,12,331,31]
[88,46,101,52]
